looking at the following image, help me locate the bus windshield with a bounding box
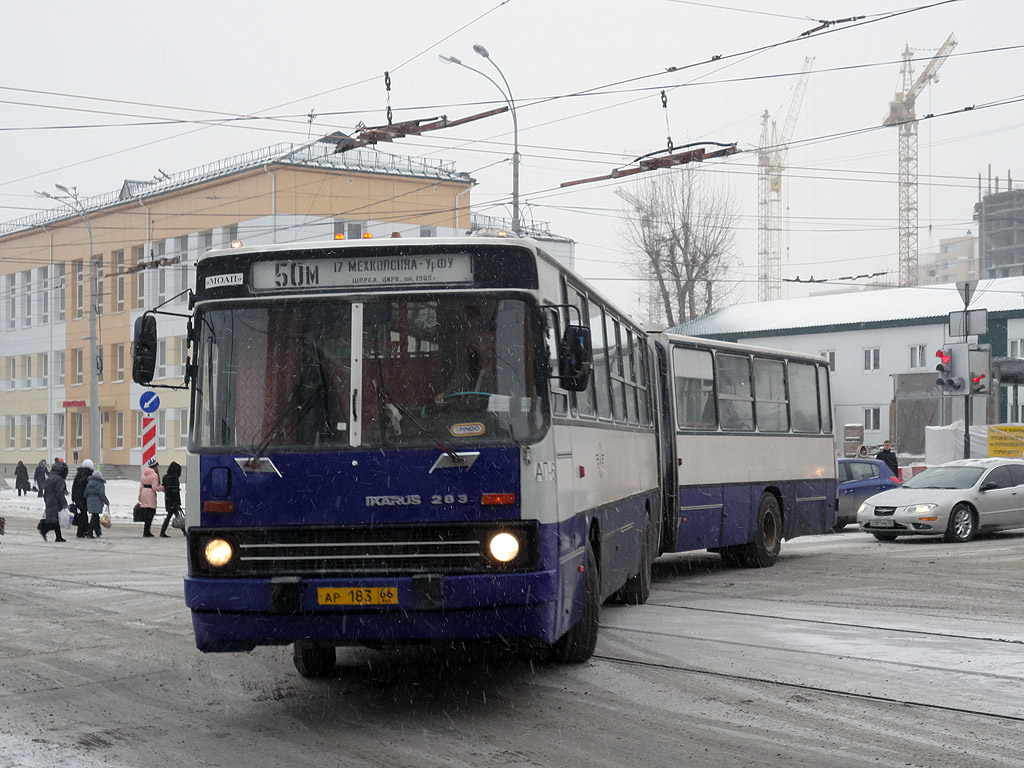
[192,296,547,452]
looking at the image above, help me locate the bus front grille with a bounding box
[189,522,539,578]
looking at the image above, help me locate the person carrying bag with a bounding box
[137,457,164,538]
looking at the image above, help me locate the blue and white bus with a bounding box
[132,235,835,677]
[653,334,836,566]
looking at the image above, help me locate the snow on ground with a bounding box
[0,478,184,524]
[0,732,116,768]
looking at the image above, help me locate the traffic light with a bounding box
[968,344,991,396]
[935,347,964,391]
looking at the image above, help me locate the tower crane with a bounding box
[757,57,814,302]
[883,33,957,286]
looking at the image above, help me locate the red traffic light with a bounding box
[935,349,951,366]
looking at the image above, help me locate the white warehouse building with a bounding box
[672,277,1024,459]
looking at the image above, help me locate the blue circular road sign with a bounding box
[140,391,161,413]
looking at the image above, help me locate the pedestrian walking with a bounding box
[14,460,31,496]
[84,468,110,539]
[71,459,95,538]
[40,460,69,542]
[33,459,48,497]
[876,440,899,477]
[159,461,184,537]
[138,457,163,538]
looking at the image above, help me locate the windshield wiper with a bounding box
[375,378,464,465]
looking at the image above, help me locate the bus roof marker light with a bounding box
[230,240,243,248]
[362,232,373,238]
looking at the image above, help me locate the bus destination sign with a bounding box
[252,253,473,291]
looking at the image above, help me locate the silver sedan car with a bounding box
[857,458,1024,543]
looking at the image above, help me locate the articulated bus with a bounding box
[132,236,835,677]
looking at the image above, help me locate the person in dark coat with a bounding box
[40,460,69,542]
[71,459,95,538]
[84,469,110,539]
[33,459,48,497]
[14,461,31,496]
[876,440,899,477]
[159,461,184,537]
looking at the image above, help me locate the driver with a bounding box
[435,304,497,403]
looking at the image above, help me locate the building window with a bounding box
[22,270,32,328]
[39,353,47,387]
[864,407,881,431]
[114,250,125,312]
[114,344,125,382]
[225,223,238,247]
[94,257,104,316]
[179,408,189,445]
[22,355,32,389]
[23,416,32,449]
[5,274,14,330]
[74,348,83,385]
[134,245,146,309]
[346,221,363,240]
[157,410,167,449]
[157,339,167,379]
[818,349,836,372]
[863,348,880,372]
[39,268,49,325]
[1011,339,1024,358]
[55,351,65,387]
[75,259,84,319]
[909,344,927,370]
[54,264,66,322]
[55,414,64,450]
[96,345,104,383]
[115,411,124,449]
[40,414,47,449]
[74,413,84,449]
[7,416,15,450]
[420,226,436,237]
[201,229,213,252]
[136,412,143,448]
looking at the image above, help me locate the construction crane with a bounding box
[883,33,957,286]
[757,57,814,302]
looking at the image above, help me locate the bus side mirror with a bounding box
[132,313,158,385]
[559,325,592,391]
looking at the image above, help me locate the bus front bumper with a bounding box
[184,570,562,652]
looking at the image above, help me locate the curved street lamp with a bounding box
[440,45,520,235]
[37,185,101,467]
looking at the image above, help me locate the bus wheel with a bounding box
[737,493,782,568]
[614,510,653,605]
[550,543,599,663]
[292,641,336,678]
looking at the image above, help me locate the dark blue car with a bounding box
[836,458,900,530]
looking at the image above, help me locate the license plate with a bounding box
[871,518,895,528]
[317,587,399,606]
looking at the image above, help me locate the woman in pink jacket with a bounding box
[138,457,164,538]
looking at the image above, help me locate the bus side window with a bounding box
[716,354,754,431]
[671,346,716,429]
[788,362,820,433]
[546,306,568,416]
[573,289,596,418]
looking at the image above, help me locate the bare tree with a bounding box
[618,169,738,327]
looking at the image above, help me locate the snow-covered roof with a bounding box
[672,276,1024,338]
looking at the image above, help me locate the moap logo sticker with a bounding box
[450,422,485,437]
[205,273,244,289]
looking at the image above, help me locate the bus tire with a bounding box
[737,492,782,568]
[615,510,654,605]
[550,543,599,664]
[292,641,336,678]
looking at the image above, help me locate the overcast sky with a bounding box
[3,0,1021,317]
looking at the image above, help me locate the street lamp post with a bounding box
[38,186,101,467]
[440,45,520,235]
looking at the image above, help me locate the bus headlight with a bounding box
[488,532,520,563]
[203,538,235,568]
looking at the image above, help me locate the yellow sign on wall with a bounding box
[987,426,1024,458]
